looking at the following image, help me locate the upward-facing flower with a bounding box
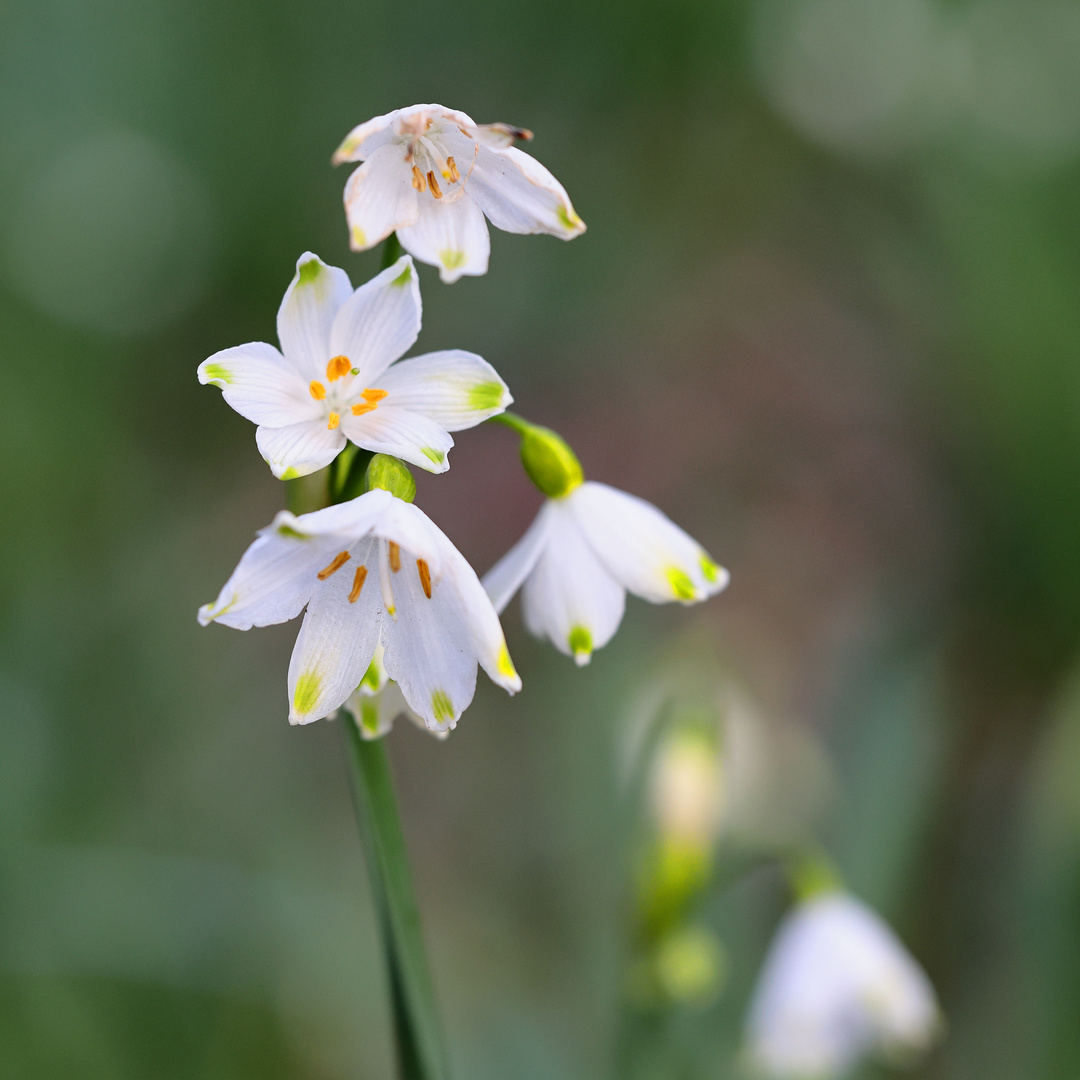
[332,104,586,283]
[745,890,941,1079]
[482,424,728,665]
[198,484,521,731]
[198,253,512,478]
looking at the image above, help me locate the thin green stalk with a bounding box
[487,410,532,435]
[381,232,404,270]
[344,721,447,1080]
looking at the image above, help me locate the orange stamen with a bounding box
[326,355,351,381]
[427,170,442,199]
[447,156,460,184]
[351,402,376,416]
[361,388,388,403]
[348,565,367,603]
[411,165,427,191]
[388,541,401,572]
[317,550,351,580]
[417,559,432,599]
[327,411,340,430]
[309,380,327,400]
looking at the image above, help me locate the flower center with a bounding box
[406,132,464,201]
[308,357,388,428]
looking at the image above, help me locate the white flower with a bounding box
[332,104,586,283]
[198,252,512,478]
[745,892,941,1079]
[198,488,521,731]
[483,482,729,665]
[343,645,448,742]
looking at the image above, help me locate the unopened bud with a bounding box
[364,454,416,502]
[520,425,584,499]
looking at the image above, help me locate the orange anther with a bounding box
[326,355,351,381]
[411,165,427,191]
[351,402,377,416]
[361,388,388,403]
[327,412,340,430]
[388,541,401,573]
[348,565,367,603]
[309,380,327,400]
[417,559,432,599]
[447,156,460,184]
[427,170,442,199]
[317,550,351,580]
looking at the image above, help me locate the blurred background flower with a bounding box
[4,0,1080,1076]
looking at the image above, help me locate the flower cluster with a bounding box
[198,103,728,736]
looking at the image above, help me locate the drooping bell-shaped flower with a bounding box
[745,891,941,1078]
[198,487,521,732]
[198,252,512,478]
[482,425,728,665]
[332,104,586,283]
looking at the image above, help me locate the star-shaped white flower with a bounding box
[198,488,521,731]
[745,892,941,1079]
[332,104,586,283]
[198,252,512,478]
[483,482,729,666]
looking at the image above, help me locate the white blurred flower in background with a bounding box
[745,890,941,1078]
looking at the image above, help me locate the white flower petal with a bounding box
[198,342,319,427]
[276,253,353,381]
[332,109,400,164]
[290,487,395,539]
[462,144,585,238]
[255,419,345,480]
[344,679,449,741]
[520,501,626,665]
[571,483,729,605]
[369,497,447,575]
[341,405,454,474]
[397,190,490,283]
[198,513,341,630]
[342,143,419,252]
[746,893,940,1079]
[328,254,422,385]
[375,350,512,431]
[288,537,383,724]
[482,504,554,614]
[380,545,479,732]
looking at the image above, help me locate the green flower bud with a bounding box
[787,849,843,902]
[520,425,584,499]
[364,454,416,503]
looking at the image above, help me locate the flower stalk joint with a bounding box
[519,424,583,499]
[364,454,416,503]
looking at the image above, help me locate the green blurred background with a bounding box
[4,0,1080,1076]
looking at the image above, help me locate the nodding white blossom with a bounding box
[343,645,448,741]
[198,489,521,732]
[198,253,512,478]
[745,892,941,1079]
[332,104,586,283]
[483,482,729,666]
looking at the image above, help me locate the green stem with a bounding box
[487,410,533,436]
[381,232,404,270]
[344,720,448,1080]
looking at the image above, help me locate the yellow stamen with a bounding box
[327,411,340,430]
[447,156,460,184]
[417,559,432,599]
[427,170,442,199]
[348,565,367,603]
[411,165,427,191]
[326,355,351,381]
[317,550,351,580]
[351,402,376,416]
[388,541,401,573]
[309,380,327,400]
[361,388,388,403]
